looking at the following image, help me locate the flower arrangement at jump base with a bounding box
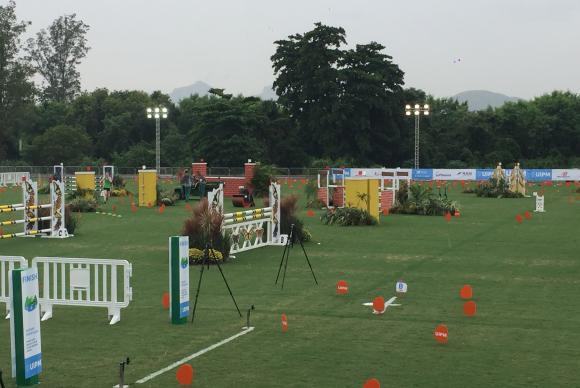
[182,198,231,264]
[390,182,460,216]
[320,207,377,226]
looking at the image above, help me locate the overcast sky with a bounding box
[11,0,580,99]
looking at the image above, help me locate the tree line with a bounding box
[1,3,579,168]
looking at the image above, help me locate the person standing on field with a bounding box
[181,169,192,201]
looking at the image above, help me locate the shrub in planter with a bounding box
[475,177,524,198]
[391,184,461,216]
[321,207,378,226]
[38,205,80,234]
[182,199,231,262]
[279,195,310,242]
[68,198,98,212]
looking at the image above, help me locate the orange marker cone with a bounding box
[281,314,288,332]
[444,212,452,222]
[524,211,532,220]
[515,214,523,224]
[306,209,315,217]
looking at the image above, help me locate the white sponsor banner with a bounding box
[346,168,383,179]
[552,169,580,181]
[433,169,476,181]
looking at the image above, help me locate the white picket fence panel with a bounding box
[32,257,133,325]
[0,256,28,319]
[0,172,30,186]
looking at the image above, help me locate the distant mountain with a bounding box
[452,90,521,111]
[258,86,277,101]
[169,81,212,102]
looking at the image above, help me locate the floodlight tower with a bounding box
[405,103,430,169]
[146,106,168,173]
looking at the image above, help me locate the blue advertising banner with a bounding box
[475,169,493,180]
[411,169,433,180]
[525,169,552,182]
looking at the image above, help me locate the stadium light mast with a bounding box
[146,106,168,173]
[405,103,430,169]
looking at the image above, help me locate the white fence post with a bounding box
[0,256,28,319]
[31,257,133,325]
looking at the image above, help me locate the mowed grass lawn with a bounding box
[1,181,579,387]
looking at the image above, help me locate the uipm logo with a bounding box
[24,295,38,312]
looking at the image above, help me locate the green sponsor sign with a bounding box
[10,267,42,386]
[169,236,189,324]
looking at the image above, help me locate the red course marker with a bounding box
[463,301,477,317]
[336,280,348,295]
[515,214,523,224]
[434,324,449,344]
[306,209,315,217]
[444,212,452,222]
[363,378,381,388]
[176,364,195,385]
[454,211,461,218]
[524,211,532,220]
[281,314,288,332]
[162,292,170,310]
[460,284,473,300]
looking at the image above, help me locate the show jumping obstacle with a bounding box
[208,182,284,255]
[0,179,68,239]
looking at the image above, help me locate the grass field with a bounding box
[1,180,579,387]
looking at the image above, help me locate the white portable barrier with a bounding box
[0,256,28,319]
[218,182,282,255]
[0,172,30,187]
[32,257,133,325]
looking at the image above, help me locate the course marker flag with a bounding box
[515,214,523,224]
[336,280,348,295]
[464,301,477,317]
[460,285,473,300]
[363,378,381,388]
[524,211,532,220]
[444,212,452,222]
[162,292,170,310]
[281,314,288,332]
[176,364,194,385]
[434,324,448,344]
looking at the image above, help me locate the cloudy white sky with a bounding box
[11,0,580,99]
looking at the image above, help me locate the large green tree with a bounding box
[0,0,35,160]
[271,23,406,165]
[26,14,90,102]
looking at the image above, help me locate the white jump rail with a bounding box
[0,255,28,319]
[31,257,133,325]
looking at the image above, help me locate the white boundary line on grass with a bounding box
[136,326,255,384]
